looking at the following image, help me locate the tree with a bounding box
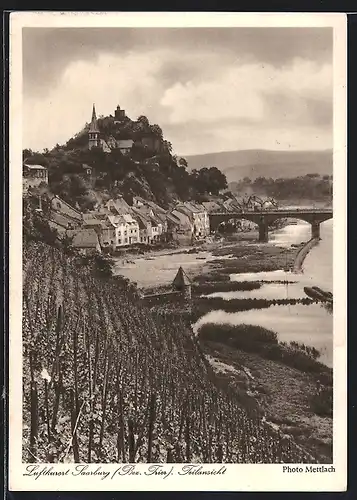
[23,195,58,245]
[150,124,163,139]
[137,115,150,126]
[135,116,150,133]
[162,140,173,154]
[190,166,227,196]
[178,157,188,169]
[23,149,33,161]
[306,173,320,178]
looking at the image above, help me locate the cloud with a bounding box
[160,58,332,127]
[22,28,333,155]
[23,50,167,150]
[23,27,332,96]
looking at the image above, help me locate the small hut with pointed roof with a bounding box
[172,266,192,300]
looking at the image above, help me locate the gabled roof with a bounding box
[202,201,221,213]
[23,163,47,170]
[166,212,181,226]
[133,197,166,215]
[171,207,191,220]
[108,214,126,226]
[154,212,167,224]
[49,212,77,229]
[134,205,161,225]
[192,202,207,212]
[71,229,100,249]
[82,211,97,220]
[131,207,152,226]
[148,212,161,226]
[82,218,106,228]
[122,213,138,225]
[182,201,207,213]
[95,211,111,220]
[50,195,83,219]
[117,139,134,149]
[106,197,133,215]
[223,198,242,211]
[172,267,191,288]
[132,213,147,230]
[144,200,167,214]
[174,205,194,219]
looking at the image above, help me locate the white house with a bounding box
[122,213,140,244]
[107,214,139,247]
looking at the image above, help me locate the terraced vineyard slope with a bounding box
[23,241,317,464]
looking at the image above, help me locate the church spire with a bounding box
[89,103,99,133]
[88,103,100,149]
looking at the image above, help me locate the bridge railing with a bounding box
[209,208,333,216]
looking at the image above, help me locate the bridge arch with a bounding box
[215,217,258,235]
[209,209,333,242]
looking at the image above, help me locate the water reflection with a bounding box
[199,220,333,367]
[194,303,333,368]
[206,283,305,301]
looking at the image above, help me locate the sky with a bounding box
[23,27,333,156]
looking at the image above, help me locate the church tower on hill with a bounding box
[88,103,100,149]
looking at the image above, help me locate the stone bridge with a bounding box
[209,208,333,242]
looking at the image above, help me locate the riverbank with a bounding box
[114,229,307,290]
[200,339,332,462]
[293,238,320,273]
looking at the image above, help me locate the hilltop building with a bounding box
[23,163,48,192]
[87,103,161,155]
[114,105,126,123]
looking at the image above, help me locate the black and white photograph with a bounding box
[9,12,347,492]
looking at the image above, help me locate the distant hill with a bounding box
[184,149,333,182]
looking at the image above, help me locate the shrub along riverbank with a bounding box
[197,323,331,380]
[191,297,316,321]
[197,323,333,461]
[192,280,262,295]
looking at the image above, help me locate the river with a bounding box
[195,219,333,367]
[114,219,333,367]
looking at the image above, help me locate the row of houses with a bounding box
[43,194,212,255]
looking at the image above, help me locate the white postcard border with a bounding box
[8,11,347,492]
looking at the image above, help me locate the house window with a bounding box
[118,239,121,245]
[124,238,128,244]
